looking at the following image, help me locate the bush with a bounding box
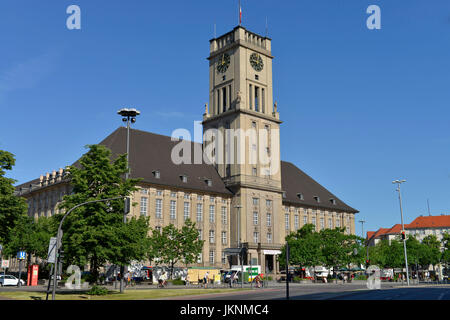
[292,276,302,282]
[169,278,185,285]
[87,285,109,296]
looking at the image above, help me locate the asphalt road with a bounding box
[184,283,450,300]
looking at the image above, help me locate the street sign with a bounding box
[17,251,26,260]
[1,260,9,268]
[47,237,57,263]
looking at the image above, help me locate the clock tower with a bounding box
[203,26,283,269]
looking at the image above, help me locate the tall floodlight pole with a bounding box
[393,179,410,286]
[234,205,243,288]
[117,108,140,293]
[359,219,369,261]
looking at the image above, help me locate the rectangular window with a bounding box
[253,212,259,225]
[320,217,324,230]
[262,88,265,113]
[328,218,332,229]
[266,200,272,208]
[156,199,162,219]
[156,190,162,196]
[267,213,272,226]
[184,193,190,199]
[312,216,316,226]
[295,215,299,229]
[222,252,227,264]
[249,84,252,109]
[252,167,257,176]
[222,231,227,245]
[210,196,215,202]
[170,200,176,220]
[253,198,259,206]
[285,214,290,230]
[221,207,227,224]
[170,192,176,198]
[209,205,215,222]
[253,232,259,243]
[140,197,148,216]
[198,229,202,240]
[209,250,215,264]
[197,195,203,200]
[209,230,215,244]
[267,233,272,243]
[184,202,190,221]
[336,219,340,228]
[222,87,227,112]
[141,188,148,195]
[255,86,259,112]
[197,203,203,222]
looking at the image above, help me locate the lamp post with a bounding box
[117,108,140,293]
[392,179,410,286]
[234,205,243,288]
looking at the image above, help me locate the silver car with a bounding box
[0,275,25,286]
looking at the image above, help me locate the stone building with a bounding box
[15,26,358,275]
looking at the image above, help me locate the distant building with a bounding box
[367,215,450,247]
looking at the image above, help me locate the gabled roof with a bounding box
[280,161,358,213]
[97,127,232,195]
[406,215,450,229]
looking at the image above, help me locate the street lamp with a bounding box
[234,205,243,288]
[392,179,410,286]
[117,108,140,293]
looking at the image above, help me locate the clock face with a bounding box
[250,53,264,72]
[217,53,230,73]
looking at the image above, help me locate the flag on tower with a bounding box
[239,1,242,25]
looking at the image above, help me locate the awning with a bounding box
[263,250,281,255]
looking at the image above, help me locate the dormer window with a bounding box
[153,170,160,179]
[180,175,188,183]
[282,191,286,198]
[330,198,336,205]
[314,196,320,203]
[297,193,304,200]
[205,179,212,187]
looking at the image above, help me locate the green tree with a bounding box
[368,239,404,269]
[0,150,27,245]
[280,224,322,274]
[420,235,441,273]
[57,144,149,282]
[441,233,450,266]
[149,219,204,278]
[5,216,55,268]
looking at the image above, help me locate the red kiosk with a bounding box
[27,265,39,286]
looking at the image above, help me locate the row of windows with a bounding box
[140,189,226,203]
[198,230,228,245]
[140,198,228,224]
[198,250,228,264]
[284,214,350,231]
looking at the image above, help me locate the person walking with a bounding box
[204,271,209,289]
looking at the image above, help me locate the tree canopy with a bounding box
[57,144,150,282]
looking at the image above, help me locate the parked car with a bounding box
[0,275,25,286]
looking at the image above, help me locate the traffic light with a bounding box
[124,197,131,214]
[365,259,370,267]
[401,230,406,240]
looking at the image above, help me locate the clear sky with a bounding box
[1,0,449,235]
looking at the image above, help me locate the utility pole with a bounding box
[286,242,289,300]
[393,179,410,286]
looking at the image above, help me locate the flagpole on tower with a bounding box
[239,0,242,26]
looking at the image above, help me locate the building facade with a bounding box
[16,26,358,275]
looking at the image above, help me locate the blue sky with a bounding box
[1,0,449,235]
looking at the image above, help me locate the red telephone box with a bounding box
[27,265,39,286]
